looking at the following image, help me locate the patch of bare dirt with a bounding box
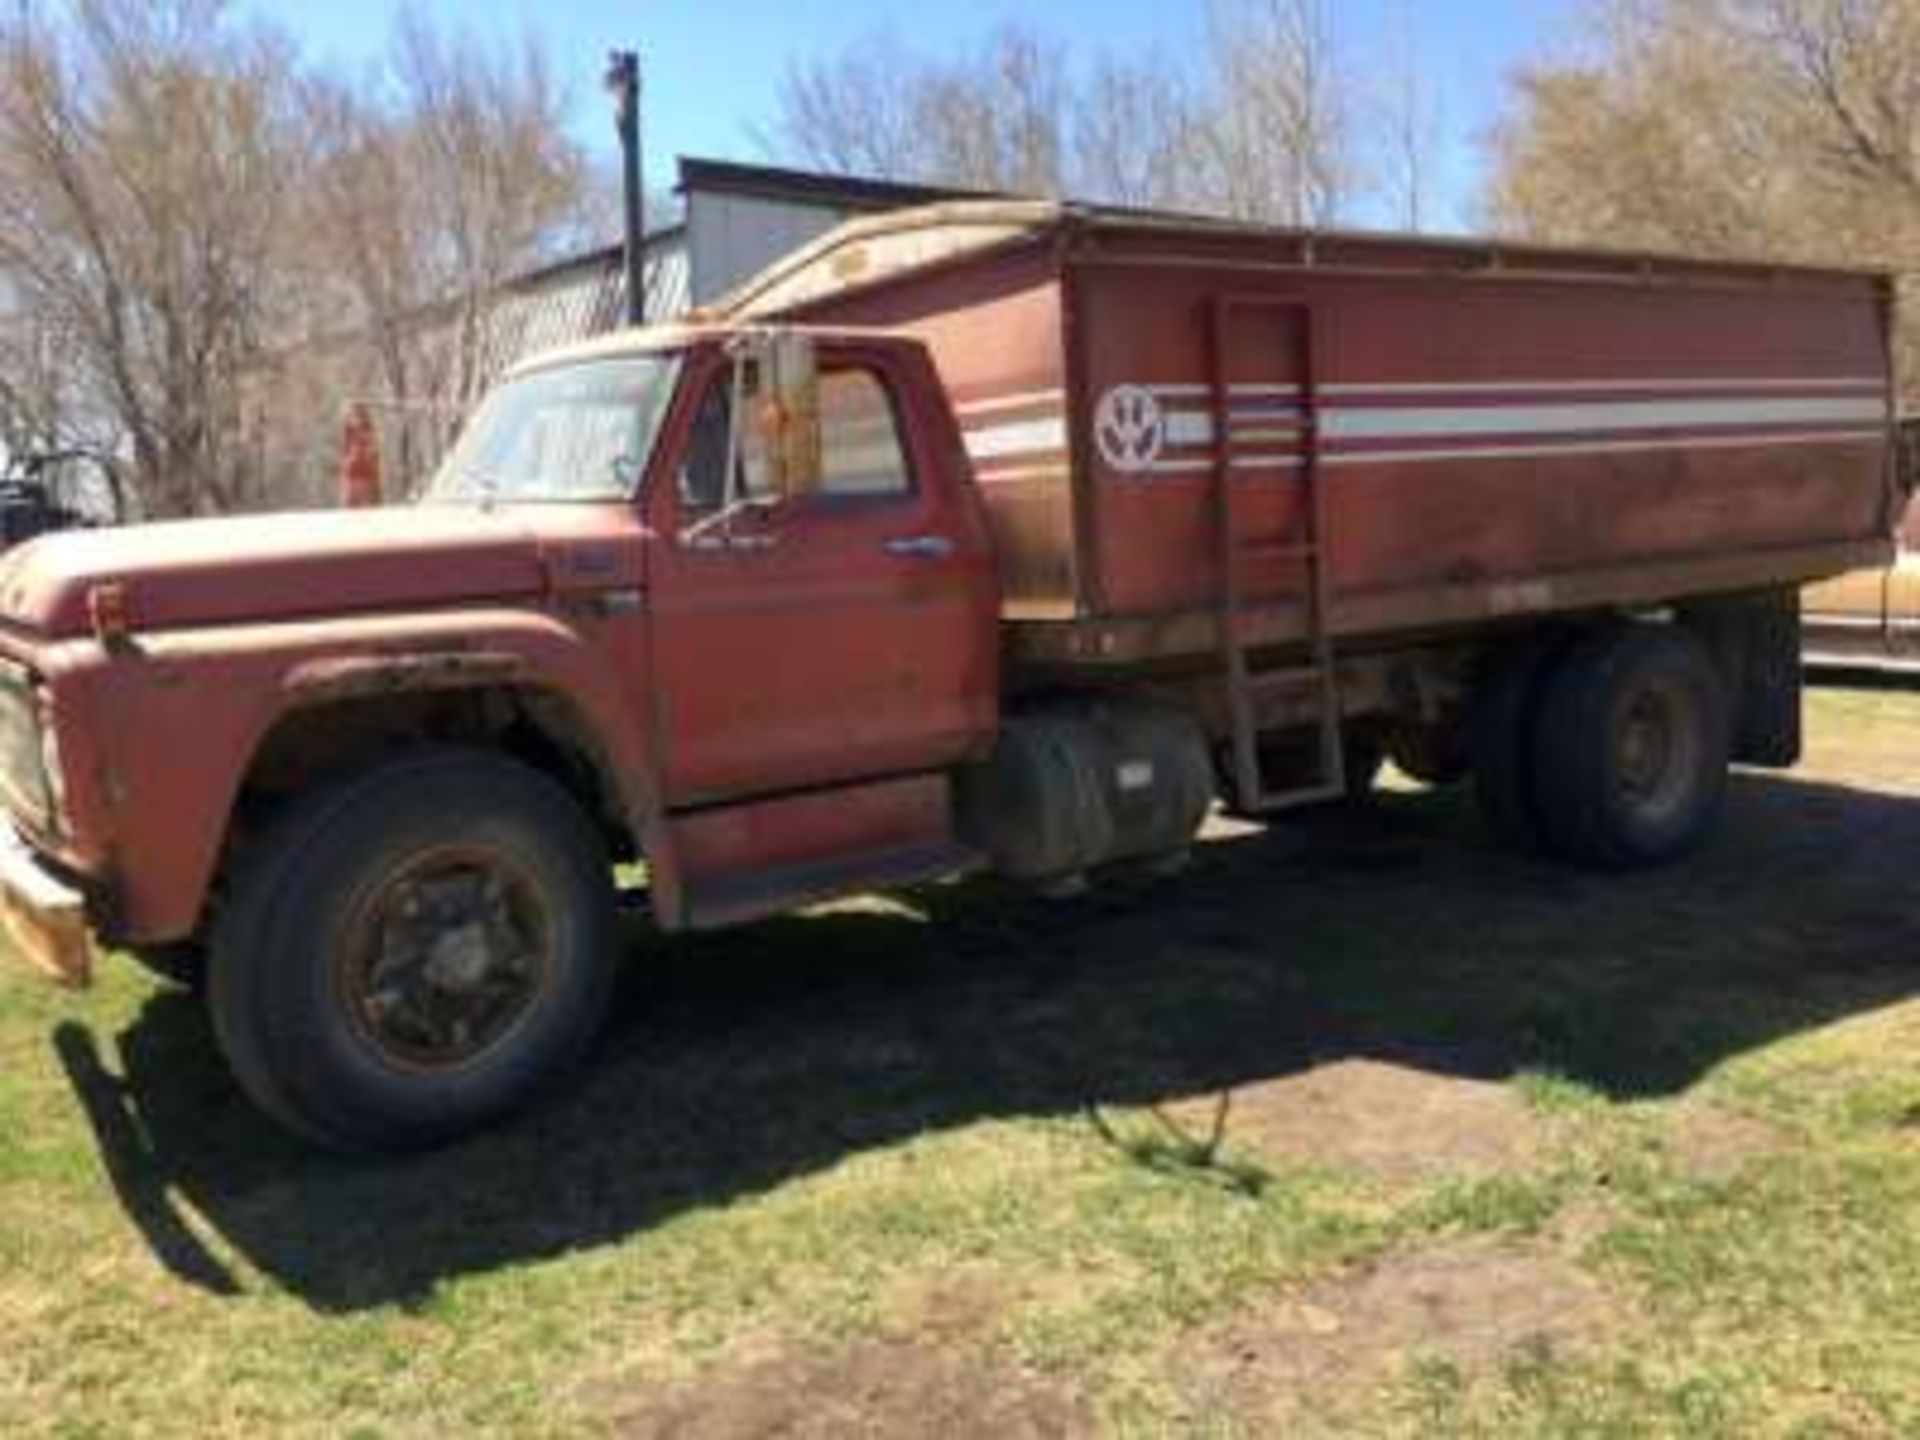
[1664,1101,1790,1182]
[1538,1195,1622,1254]
[609,1338,1089,1440]
[1189,1237,1618,1427]
[1163,1059,1548,1186]
[875,1264,1015,1344]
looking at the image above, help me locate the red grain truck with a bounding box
[0,202,1899,1150]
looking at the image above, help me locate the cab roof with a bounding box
[505,318,898,379]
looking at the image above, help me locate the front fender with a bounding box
[56,604,656,943]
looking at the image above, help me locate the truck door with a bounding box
[647,344,996,805]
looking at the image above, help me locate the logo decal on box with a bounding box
[1094,385,1166,472]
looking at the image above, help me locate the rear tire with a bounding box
[1527,625,1729,869]
[208,749,620,1153]
[1469,634,1566,854]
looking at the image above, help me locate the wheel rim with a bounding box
[338,844,556,1073]
[1612,674,1699,825]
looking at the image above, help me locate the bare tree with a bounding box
[0,0,309,516]
[1490,0,1920,386]
[1757,0,1920,197]
[296,16,589,495]
[1199,0,1359,225]
[383,14,585,406]
[772,27,1073,195]
[917,27,1069,195]
[768,5,1364,224]
[1072,57,1209,211]
[0,275,64,455]
[0,5,609,516]
[768,31,927,181]
[1491,3,1785,254]
[1375,0,1444,232]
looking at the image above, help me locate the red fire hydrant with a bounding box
[339,403,383,508]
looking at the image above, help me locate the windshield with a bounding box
[425,354,682,505]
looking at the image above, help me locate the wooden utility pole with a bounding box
[606,50,646,327]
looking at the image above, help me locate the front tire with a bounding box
[208,749,619,1153]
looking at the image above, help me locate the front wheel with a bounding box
[208,749,620,1153]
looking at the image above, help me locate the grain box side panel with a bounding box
[1068,250,1893,624]
[790,243,1078,617]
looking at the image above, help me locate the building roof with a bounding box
[467,237,689,385]
[452,161,1007,388]
[675,157,1002,213]
[502,222,686,299]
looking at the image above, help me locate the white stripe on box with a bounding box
[1319,375,1886,397]
[952,388,1067,417]
[1133,430,1880,477]
[1165,412,1214,446]
[1319,428,1886,467]
[964,416,1069,460]
[960,391,1887,468]
[972,463,1072,485]
[1320,395,1884,441]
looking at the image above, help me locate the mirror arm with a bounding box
[678,494,777,548]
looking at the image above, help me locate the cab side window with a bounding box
[818,368,914,500]
[678,366,772,515]
[677,359,914,517]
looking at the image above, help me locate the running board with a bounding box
[658,771,976,931]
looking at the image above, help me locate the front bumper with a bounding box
[0,826,94,987]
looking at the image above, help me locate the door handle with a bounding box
[882,535,955,559]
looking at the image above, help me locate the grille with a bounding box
[0,662,51,827]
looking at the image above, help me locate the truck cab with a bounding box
[0,323,1009,1150]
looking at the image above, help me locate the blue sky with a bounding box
[247,0,1587,232]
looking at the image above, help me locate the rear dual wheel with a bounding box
[1472,624,1729,869]
[208,749,620,1153]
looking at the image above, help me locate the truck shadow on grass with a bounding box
[53,766,1920,1313]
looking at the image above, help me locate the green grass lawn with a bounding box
[6,684,1920,1437]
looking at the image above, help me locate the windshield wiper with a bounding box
[437,467,509,508]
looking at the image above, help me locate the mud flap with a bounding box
[1684,589,1801,770]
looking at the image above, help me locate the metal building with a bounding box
[481,158,981,380]
[243,157,987,507]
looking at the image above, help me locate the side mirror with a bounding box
[679,333,824,549]
[755,332,822,503]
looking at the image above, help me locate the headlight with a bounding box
[35,688,66,825]
[0,661,58,834]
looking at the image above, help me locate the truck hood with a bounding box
[0,505,578,639]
